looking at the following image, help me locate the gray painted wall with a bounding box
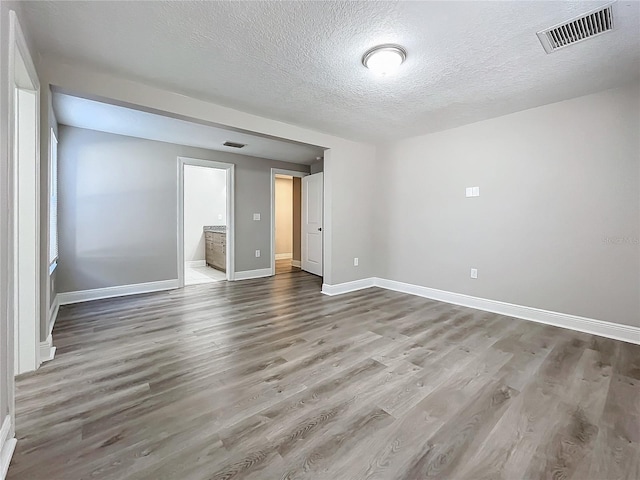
[377,83,640,327]
[57,126,309,293]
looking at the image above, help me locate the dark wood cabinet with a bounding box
[205,231,226,272]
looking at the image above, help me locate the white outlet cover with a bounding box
[253,213,261,221]
[354,257,359,266]
[255,250,260,257]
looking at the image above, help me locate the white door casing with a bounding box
[302,172,323,277]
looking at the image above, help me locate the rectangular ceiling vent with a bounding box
[537,2,615,54]
[223,141,246,149]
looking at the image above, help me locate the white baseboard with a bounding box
[292,260,301,268]
[275,253,293,260]
[321,278,375,296]
[233,268,273,281]
[58,279,180,305]
[186,260,206,268]
[0,416,16,480]
[39,333,56,363]
[321,277,640,345]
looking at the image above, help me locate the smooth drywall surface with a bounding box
[310,159,324,174]
[184,165,226,262]
[293,177,301,262]
[275,177,293,256]
[38,59,378,286]
[378,83,640,327]
[57,126,309,292]
[0,0,38,442]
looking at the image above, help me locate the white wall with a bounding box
[275,176,293,256]
[377,83,640,327]
[0,2,38,471]
[184,165,225,262]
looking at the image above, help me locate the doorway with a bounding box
[273,174,301,275]
[271,168,324,277]
[178,157,235,286]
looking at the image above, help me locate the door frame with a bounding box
[4,8,40,454]
[270,168,308,276]
[177,157,235,285]
[10,14,41,372]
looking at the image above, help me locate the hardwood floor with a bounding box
[8,271,640,479]
[275,258,300,275]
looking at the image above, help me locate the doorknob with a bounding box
[318,227,322,231]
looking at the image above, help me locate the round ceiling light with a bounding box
[362,44,407,75]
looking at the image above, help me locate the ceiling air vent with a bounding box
[537,2,615,54]
[223,141,246,149]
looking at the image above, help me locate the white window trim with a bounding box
[49,127,58,271]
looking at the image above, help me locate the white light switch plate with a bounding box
[354,257,359,266]
[465,187,473,197]
[255,250,261,257]
[470,268,478,279]
[472,186,480,197]
[253,213,260,221]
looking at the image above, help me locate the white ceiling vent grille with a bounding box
[537,2,615,54]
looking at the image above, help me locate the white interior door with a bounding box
[302,172,323,276]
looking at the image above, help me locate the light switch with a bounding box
[470,268,478,279]
[253,213,261,221]
[465,187,473,197]
[472,186,480,197]
[218,213,223,220]
[255,250,261,257]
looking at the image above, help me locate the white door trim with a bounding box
[4,9,40,469]
[270,168,308,276]
[177,157,235,284]
[9,11,40,373]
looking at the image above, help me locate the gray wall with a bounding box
[310,158,324,174]
[377,83,640,327]
[57,126,309,293]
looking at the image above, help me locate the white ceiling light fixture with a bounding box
[362,44,407,76]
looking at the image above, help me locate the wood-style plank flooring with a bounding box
[275,258,300,275]
[8,271,640,479]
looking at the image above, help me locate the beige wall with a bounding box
[377,83,640,327]
[293,177,301,262]
[275,177,293,256]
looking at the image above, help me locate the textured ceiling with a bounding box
[53,93,325,164]
[21,1,640,142]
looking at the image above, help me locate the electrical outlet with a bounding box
[255,250,261,258]
[253,213,261,221]
[470,268,478,279]
[354,257,359,266]
[218,213,223,220]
